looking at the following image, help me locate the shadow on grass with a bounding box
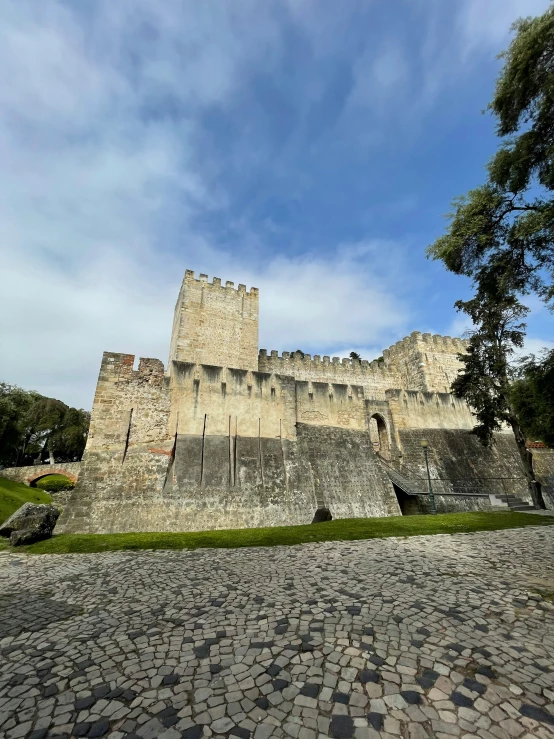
[9,511,554,555]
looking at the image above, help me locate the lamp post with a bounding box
[420,439,437,515]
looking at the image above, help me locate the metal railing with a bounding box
[376,452,526,503]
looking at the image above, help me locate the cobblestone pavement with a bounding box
[2,527,554,739]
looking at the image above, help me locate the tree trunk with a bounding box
[508,415,546,509]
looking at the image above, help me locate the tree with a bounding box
[349,351,361,361]
[25,397,68,465]
[427,5,554,507]
[0,384,43,467]
[0,385,90,467]
[450,279,546,509]
[427,5,554,304]
[511,349,554,445]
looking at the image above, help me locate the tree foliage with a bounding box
[511,349,554,445]
[451,288,527,445]
[427,4,554,303]
[451,282,546,508]
[427,5,554,507]
[349,351,361,361]
[0,384,90,468]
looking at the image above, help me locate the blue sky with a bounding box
[1,0,552,409]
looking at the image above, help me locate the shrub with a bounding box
[35,475,75,493]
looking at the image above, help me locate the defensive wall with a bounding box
[1,462,81,486]
[258,332,469,397]
[56,353,402,534]
[56,269,554,534]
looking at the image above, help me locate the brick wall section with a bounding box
[1,462,81,485]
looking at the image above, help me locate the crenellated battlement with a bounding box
[383,331,468,361]
[184,269,258,296]
[100,353,166,383]
[258,330,468,395]
[170,269,259,371]
[259,349,388,373]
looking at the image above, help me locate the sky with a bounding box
[1,0,553,410]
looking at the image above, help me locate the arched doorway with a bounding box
[369,414,390,459]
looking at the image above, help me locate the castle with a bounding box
[56,270,553,534]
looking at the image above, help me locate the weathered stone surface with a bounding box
[0,502,59,543]
[10,528,46,546]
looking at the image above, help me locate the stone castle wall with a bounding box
[57,354,402,534]
[56,268,551,535]
[258,332,469,397]
[531,449,554,509]
[169,271,259,371]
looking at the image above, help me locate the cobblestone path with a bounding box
[1,527,554,739]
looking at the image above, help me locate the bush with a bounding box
[35,475,75,493]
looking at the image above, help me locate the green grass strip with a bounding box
[0,477,51,525]
[34,473,74,491]
[11,511,554,555]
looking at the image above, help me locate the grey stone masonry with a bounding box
[2,526,554,738]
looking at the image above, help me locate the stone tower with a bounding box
[169,270,259,371]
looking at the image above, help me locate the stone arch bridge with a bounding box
[0,462,81,487]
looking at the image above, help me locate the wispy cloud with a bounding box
[0,0,547,408]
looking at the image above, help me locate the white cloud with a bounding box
[1,238,411,408]
[517,337,554,358]
[1,0,549,410]
[457,0,552,59]
[346,42,410,114]
[255,245,409,354]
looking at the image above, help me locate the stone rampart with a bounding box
[258,351,398,400]
[56,352,172,534]
[56,356,402,533]
[396,428,530,501]
[258,332,469,397]
[385,388,476,435]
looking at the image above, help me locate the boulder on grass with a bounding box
[312,507,333,523]
[0,503,60,546]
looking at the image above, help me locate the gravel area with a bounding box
[1,526,554,739]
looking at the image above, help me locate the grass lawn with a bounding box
[34,473,74,491]
[0,476,52,525]
[12,510,554,555]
